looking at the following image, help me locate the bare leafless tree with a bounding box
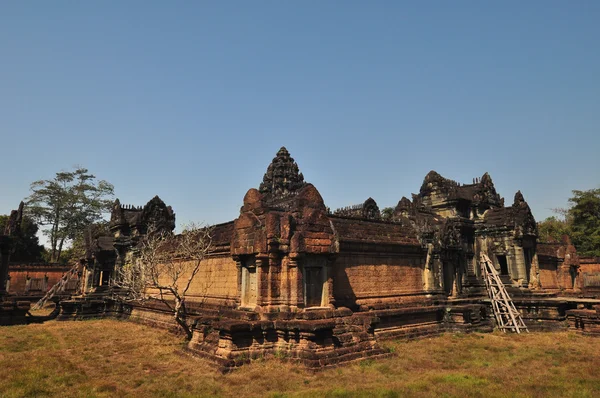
[115,222,213,339]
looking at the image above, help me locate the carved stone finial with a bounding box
[109,199,126,228]
[259,147,306,199]
[393,197,414,219]
[420,170,459,196]
[141,196,176,234]
[397,197,412,210]
[513,190,526,207]
[480,172,493,187]
[362,198,381,220]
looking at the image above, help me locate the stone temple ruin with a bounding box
[10,147,599,369]
[0,202,31,324]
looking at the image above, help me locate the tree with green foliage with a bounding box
[537,215,572,243]
[59,221,110,265]
[116,223,214,340]
[568,188,600,257]
[0,214,45,262]
[537,188,600,256]
[381,207,394,221]
[26,167,114,263]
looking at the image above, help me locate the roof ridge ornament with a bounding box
[259,146,306,200]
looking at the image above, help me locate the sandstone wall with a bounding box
[538,261,560,290]
[8,264,77,296]
[333,253,426,308]
[579,257,600,295]
[150,254,239,308]
[537,241,580,292]
[187,254,238,305]
[580,257,600,273]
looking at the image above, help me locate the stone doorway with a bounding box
[304,267,323,307]
[497,255,509,276]
[570,266,578,290]
[303,255,327,307]
[524,248,533,284]
[241,260,257,308]
[443,261,455,296]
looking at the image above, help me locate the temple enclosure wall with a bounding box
[50,147,600,369]
[333,253,426,309]
[7,263,78,298]
[184,255,239,307]
[579,257,600,296]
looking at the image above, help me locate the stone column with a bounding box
[288,258,302,308]
[92,258,102,290]
[452,257,461,298]
[81,260,89,294]
[234,258,242,307]
[255,258,266,306]
[511,244,528,286]
[268,255,281,306]
[423,244,436,292]
[111,246,126,287]
[529,252,541,289]
[281,257,290,308]
[325,257,335,307]
[433,254,443,291]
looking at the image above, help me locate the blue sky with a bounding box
[1,1,599,237]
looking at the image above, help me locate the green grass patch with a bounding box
[1,321,600,397]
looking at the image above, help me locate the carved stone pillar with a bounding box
[325,257,335,307]
[423,244,436,292]
[288,258,302,308]
[268,255,281,306]
[111,247,125,286]
[433,254,443,291]
[255,258,267,306]
[512,244,528,286]
[234,258,242,307]
[92,258,102,289]
[83,259,95,294]
[281,257,290,307]
[452,274,460,298]
[529,252,541,290]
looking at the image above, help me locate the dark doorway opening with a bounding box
[304,267,324,307]
[523,248,532,283]
[497,255,509,276]
[443,262,455,295]
[570,266,578,289]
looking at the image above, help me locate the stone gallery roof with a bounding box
[330,216,420,246]
[333,198,381,221]
[419,170,503,207]
[86,147,540,260]
[483,191,537,235]
[110,196,175,234]
[211,221,234,249]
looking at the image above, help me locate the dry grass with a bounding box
[1,320,599,397]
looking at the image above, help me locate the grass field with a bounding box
[1,319,599,397]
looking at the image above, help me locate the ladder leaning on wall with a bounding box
[31,264,80,311]
[480,253,528,333]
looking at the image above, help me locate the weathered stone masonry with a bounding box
[0,203,31,325]
[58,147,600,368]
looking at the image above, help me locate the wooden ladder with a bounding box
[480,253,528,333]
[31,264,80,311]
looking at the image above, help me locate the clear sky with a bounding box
[1,1,599,236]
